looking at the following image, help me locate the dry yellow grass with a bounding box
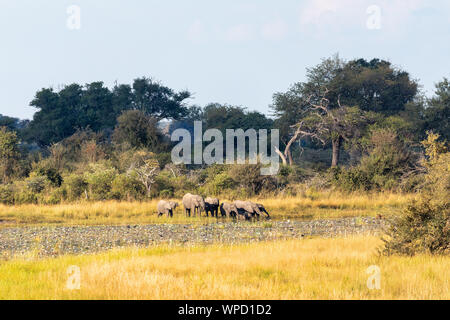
[0,192,416,226]
[1,236,448,300]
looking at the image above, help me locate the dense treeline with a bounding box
[0,56,448,205]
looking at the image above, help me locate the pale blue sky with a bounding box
[1,0,449,119]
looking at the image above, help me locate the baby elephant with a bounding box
[219,202,238,218]
[205,197,220,217]
[157,200,178,217]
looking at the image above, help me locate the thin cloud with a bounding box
[187,20,207,43]
[261,19,288,40]
[298,0,431,31]
[226,24,254,42]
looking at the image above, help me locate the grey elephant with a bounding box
[233,200,270,220]
[182,193,206,217]
[219,202,238,218]
[205,197,220,217]
[157,200,178,217]
[255,203,270,218]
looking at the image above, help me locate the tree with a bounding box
[25,78,190,146]
[131,77,191,120]
[128,151,160,197]
[0,127,20,183]
[425,78,450,141]
[26,87,73,146]
[203,103,273,132]
[337,58,418,115]
[271,55,418,167]
[113,110,165,151]
[272,56,365,167]
[80,82,114,131]
[275,93,367,167]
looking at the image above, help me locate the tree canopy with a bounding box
[25,78,191,146]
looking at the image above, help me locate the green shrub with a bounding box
[332,129,417,191]
[33,166,63,187]
[26,175,48,193]
[152,172,174,198]
[383,197,449,255]
[0,184,14,204]
[84,163,118,200]
[202,172,236,196]
[64,174,88,201]
[229,163,269,195]
[383,133,449,256]
[159,189,174,198]
[110,173,146,200]
[41,188,66,205]
[14,189,38,204]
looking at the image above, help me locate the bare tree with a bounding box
[128,151,160,196]
[276,91,366,167]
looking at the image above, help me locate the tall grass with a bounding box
[0,236,448,299]
[0,192,416,226]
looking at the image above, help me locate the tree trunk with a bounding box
[274,147,287,165]
[331,136,342,167]
[287,149,294,166]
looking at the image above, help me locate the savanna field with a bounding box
[0,192,449,300]
[0,192,414,226]
[1,236,448,300]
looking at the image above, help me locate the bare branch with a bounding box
[274,147,287,165]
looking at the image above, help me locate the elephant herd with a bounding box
[157,193,270,220]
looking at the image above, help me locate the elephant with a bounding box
[157,200,178,217]
[255,203,270,219]
[219,202,238,218]
[233,200,270,220]
[205,197,220,217]
[182,193,206,217]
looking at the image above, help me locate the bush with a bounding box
[110,173,146,200]
[64,174,88,201]
[33,166,63,187]
[383,197,449,255]
[26,175,48,193]
[152,172,175,198]
[84,162,118,200]
[159,189,174,198]
[14,189,38,204]
[41,188,66,205]
[0,184,14,204]
[229,163,269,195]
[201,172,235,196]
[383,133,449,256]
[332,129,417,191]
